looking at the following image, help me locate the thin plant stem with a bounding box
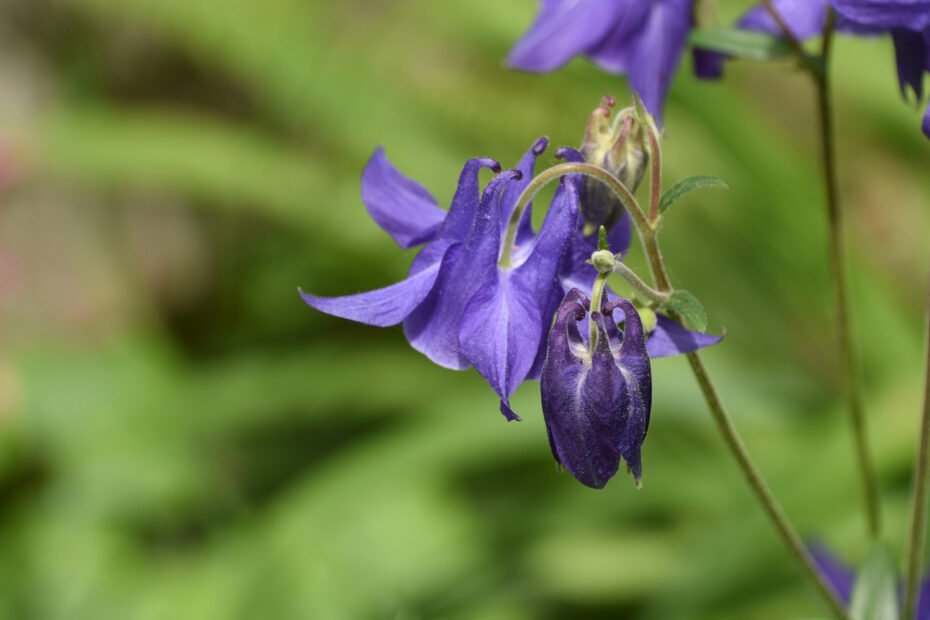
[815,9,882,539]
[764,0,881,539]
[645,231,851,620]
[903,264,930,620]
[683,351,851,620]
[589,272,609,349]
[611,260,670,306]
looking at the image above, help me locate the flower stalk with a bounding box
[903,263,930,620]
[499,162,651,269]
[762,0,881,540]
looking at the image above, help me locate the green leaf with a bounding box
[666,290,707,332]
[659,175,729,214]
[850,543,899,620]
[689,28,794,61]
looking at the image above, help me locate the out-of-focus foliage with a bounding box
[0,0,928,618]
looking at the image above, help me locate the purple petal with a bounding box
[916,573,930,619]
[507,0,628,72]
[892,28,928,100]
[585,2,652,73]
[602,298,652,481]
[808,543,856,605]
[646,315,723,358]
[299,252,446,327]
[461,172,580,418]
[439,157,502,244]
[541,294,626,489]
[738,0,828,39]
[923,101,930,137]
[404,171,519,369]
[693,47,726,80]
[361,147,445,249]
[500,136,549,246]
[625,0,692,124]
[831,0,930,30]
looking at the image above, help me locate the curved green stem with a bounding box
[903,263,930,620]
[611,261,670,306]
[498,162,651,269]
[589,272,609,351]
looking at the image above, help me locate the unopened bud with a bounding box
[579,96,649,234]
[590,249,615,274]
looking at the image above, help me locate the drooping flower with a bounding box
[507,0,698,123]
[731,0,930,138]
[541,289,652,488]
[301,139,581,420]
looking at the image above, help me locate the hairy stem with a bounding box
[611,261,670,306]
[589,272,609,350]
[903,264,930,620]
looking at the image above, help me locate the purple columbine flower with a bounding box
[507,0,697,123]
[810,543,930,618]
[831,0,930,137]
[301,139,581,420]
[541,289,652,488]
[731,0,930,138]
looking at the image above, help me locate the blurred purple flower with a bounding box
[301,139,581,420]
[541,289,651,488]
[507,0,696,123]
[810,543,930,618]
[731,0,930,138]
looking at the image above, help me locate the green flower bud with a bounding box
[579,95,649,235]
[590,249,615,274]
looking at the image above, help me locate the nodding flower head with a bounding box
[541,289,652,489]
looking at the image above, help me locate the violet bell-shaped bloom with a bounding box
[507,0,696,123]
[301,138,580,421]
[831,0,930,137]
[732,0,930,138]
[541,289,652,488]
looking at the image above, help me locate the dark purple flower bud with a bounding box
[541,289,652,489]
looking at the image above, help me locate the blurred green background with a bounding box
[0,0,928,618]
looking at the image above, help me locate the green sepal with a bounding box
[849,542,899,620]
[665,290,707,332]
[689,27,794,61]
[598,225,609,251]
[659,175,729,214]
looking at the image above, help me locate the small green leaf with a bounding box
[659,175,729,214]
[666,290,707,332]
[850,543,899,620]
[689,27,794,61]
